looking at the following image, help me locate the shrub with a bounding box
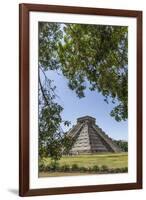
[108,167,128,173]
[79,166,88,172]
[49,161,60,171]
[39,163,45,172]
[88,167,93,172]
[71,164,79,171]
[120,167,128,173]
[100,165,109,172]
[107,168,114,173]
[92,165,100,172]
[113,168,121,173]
[39,162,128,174]
[60,164,70,172]
[45,165,52,171]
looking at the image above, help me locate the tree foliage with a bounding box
[39,73,63,159]
[39,22,62,70]
[39,23,70,161]
[58,24,128,121]
[114,140,128,152]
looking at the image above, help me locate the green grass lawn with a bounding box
[40,152,128,169]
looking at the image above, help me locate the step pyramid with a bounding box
[66,116,122,155]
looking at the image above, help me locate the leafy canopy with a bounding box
[39,23,70,160]
[58,24,128,121]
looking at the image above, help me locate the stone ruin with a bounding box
[66,116,122,155]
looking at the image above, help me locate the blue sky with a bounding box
[45,70,128,141]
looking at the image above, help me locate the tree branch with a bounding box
[38,70,50,108]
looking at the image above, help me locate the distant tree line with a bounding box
[114,140,128,152]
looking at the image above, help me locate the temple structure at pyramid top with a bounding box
[66,116,122,155]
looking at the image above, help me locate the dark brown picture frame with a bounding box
[19,3,143,197]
